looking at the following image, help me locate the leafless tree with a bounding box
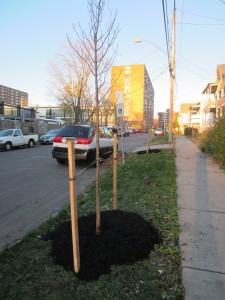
[49,44,93,124]
[67,0,119,234]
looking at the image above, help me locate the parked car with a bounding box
[136,129,145,133]
[107,125,118,134]
[0,114,10,120]
[43,116,65,125]
[39,129,60,144]
[52,124,114,164]
[154,128,164,136]
[0,129,38,151]
[118,127,130,137]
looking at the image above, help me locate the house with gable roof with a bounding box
[202,64,225,131]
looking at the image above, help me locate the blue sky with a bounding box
[1,0,225,115]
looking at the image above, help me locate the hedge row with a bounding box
[200,117,225,167]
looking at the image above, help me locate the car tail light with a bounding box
[76,138,93,145]
[53,136,63,143]
[53,136,93,145]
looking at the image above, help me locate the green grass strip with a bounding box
[0,149,184,299]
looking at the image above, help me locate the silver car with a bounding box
[39,129,60,144]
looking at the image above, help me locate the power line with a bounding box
[175,0,185,113]
[180,22,225,26]
[161,0,171,67]
[218,0,225,5]
[176,8,225,22]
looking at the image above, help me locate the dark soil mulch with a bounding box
[44,210,161,281]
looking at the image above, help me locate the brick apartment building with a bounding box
[110,64,154,129]
[0,84,28,107]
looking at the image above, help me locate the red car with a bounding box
[135,129,145,133]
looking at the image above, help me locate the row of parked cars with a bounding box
[39,125,159,146]
[106,126,149,136]
[1,123,165,167]
[0,126,165,148]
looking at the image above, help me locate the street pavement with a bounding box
[176,135,225,300]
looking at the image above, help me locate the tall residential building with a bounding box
[158,109,169,130]
[0,84,28,107]
[110,64,154,129]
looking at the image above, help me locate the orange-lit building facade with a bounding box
[110,64,154,129]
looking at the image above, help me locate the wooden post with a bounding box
[67,138,80,273]
[146,118,151,154]
[113,132,117,209]
[120,117,125,165]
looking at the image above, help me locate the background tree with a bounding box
[67,0,119,234]
[49,44,92,124]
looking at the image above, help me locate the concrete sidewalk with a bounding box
[176,135,225,299]
[132,143,172,153]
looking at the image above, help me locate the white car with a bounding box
[154,128,164,136]
[43,116,65,125]
[52,124,114,164]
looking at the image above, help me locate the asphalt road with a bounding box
[0,133,148,250]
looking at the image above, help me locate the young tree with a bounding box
[67,0,119,234]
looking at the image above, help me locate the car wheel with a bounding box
[56,159,66,164]
[5,142,12,151]
[28,139,34,148]
[87,152,97,167]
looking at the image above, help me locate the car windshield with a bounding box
[47,130,59,135]
[57,126,92,138]
[0,130,13,137]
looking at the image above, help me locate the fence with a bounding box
[0,119,62,136]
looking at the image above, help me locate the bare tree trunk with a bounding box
[94,33,101,235]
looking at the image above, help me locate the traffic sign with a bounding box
[116,103,124,117]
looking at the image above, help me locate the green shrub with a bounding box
[200,117,225,166]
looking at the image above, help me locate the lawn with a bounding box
[0,149,184,299]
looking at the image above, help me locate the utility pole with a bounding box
[169,3,176,144]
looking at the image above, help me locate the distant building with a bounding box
[110,64,154,129]
[0,84,28,107]
[158,109,169,130]
[202,64,225,130]
[31,106,64,119]
[178,102,202,133]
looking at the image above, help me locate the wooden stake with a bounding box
[113,132,117,209]
[67,139,80,273]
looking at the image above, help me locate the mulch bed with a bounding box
[100,151,129,169]
[44,210,161,281]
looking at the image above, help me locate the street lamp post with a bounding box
[134,24,176,144]
[134,39,168,56]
